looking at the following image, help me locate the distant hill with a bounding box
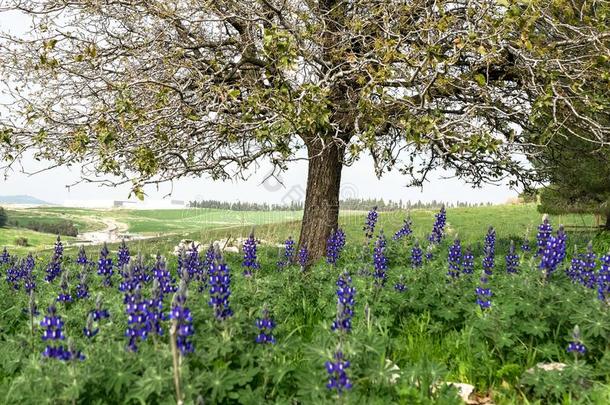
[0,195,52,205]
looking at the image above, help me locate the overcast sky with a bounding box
[0,10,518,205]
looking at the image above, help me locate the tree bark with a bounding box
[297,140,344,264]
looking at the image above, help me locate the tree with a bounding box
[532,136,610,229]
[0,207,7,228]
[0,1,609,261]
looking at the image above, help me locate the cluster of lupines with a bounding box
[363,206,378,241]
[482,246,494,276]
[56,272,73,303]
[242,233,260,277]
[373,233,388,287]
[411,242,423,268]
[98,243,114,286]
[209,246,233,320]
[394,274,407,292]
[462,247,474,275]
[428,206,446,244]
[505,241,520,274]
[536,215,553,257]
[325,351,353,395]
[539,225,568,279]
[425,245,434,261]
[41,305,84,361]
[44,236,64,283]
[277,237,295,270]
[255,306,276,344]
[597,253,610,304]
[23,254,36,293]
[521,239,531,253]
[117,239,131,268]
[331,271,356,332]
[169,281,194,354]
[475,271,492,310]
[298,246,309,271]
[447,238,462,278]
[567,325,586,356]
[392,217,412,240]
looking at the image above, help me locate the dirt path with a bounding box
[75,218,155,245]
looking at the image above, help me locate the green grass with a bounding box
[3,204,603,259]
[0,227,76,250]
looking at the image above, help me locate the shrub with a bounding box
[14,237,28,246]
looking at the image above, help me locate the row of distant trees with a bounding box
[188,198,494,212]
[0,207,7,227]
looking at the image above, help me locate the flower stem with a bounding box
[170,320,183,405]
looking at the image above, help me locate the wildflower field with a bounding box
[1,205,610,404]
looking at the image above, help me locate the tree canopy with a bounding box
[1,0,609,259]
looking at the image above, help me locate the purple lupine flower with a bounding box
[373,233,388,288]
[91,294,110,322]
[124,286,151,352]
[578,242,597,288]
[447,238,462,279]
[505,240,520,274]
[209,245,233,320]
[152,254,177,297]
[298,246,309,271]
[147,279,165,336]
[597,253,610,304]
[83,313,99,338]
[411,241,423,268]
[567,325,586,356]
[331,271,356,333]
[45,236,64,283]
[475,272,492,310]
[242,233,260,277]
[482,246,494,276]
[484,226,496,256]
[169,281,194,354]
[23,254,36,293]
[98,243,114,286]
[462,247,474,275]
[117,239,130,268]
[394,274,407,292]
[325,351,353,394]
[255,306,276,344]
[393,217,413,241]
[363,206,379,241]
[277,237,295,270]
[336,228,346,252]
[539,225,567,280]
[0,247,10,265]
[180,242,202,281]
[425,245,434,261]
[75,267,90,300]
[521,240,531,252]
[536,215,553,257]
[56,272,73,303]
[428,206,447,244]
[41,305,76,360]
[6,258,23,290]
[327,229,341,266]
[76,246,88,265]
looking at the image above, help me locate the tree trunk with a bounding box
[297,140,344,264]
